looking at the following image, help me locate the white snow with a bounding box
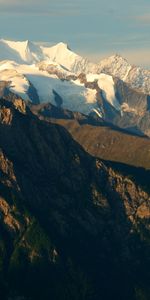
[0,39,97,73]
[0,59,120,114]
[0,39,149,93]
[98,54,131,80]
[83,89,97,104]
[0,39,46,64]
[87,73,121,111]
[0,67,30,100]
[98,74,120,111]
[37,60,72,77]
[41,42,96,73]
[98,54,150,94]
[86,74,100,82]
[0,61,98,115]
[0,38,150,117]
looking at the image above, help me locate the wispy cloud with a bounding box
[0,0,80,16]
[0,0,18,3]
[134,13,150,24]
[0,0,37,5]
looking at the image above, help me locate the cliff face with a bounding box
[0,98,150,300]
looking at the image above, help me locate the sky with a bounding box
[0,0,150,67]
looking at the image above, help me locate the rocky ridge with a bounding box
[0,97,150,299]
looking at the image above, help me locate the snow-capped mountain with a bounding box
[0,39,96,73]
[0,60,98,115]
[98,54,131,81]
[40,42,97,73]
[0,39,44,64]
[0,39,149,92]
[0,39,150,136]
[97,54,150,94]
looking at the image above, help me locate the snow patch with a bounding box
[98,74,120,111]
[0,68,30,100]
[87,73,121,111]
[0,61,98,115]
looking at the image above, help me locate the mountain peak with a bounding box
[111,53,128,63]
[24,39,31,47]
[100,53,128,65]
[112,53,124,59]
[54,42,71,50]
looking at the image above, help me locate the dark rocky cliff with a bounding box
[0,98,150,300]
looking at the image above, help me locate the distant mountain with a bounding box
[97,53,150,94]
[0,39,149,91]
[0,97,150,300]
[0,39,44,64]
[98,54,131,80]
[0,39,150,136]
[0,39,96,72]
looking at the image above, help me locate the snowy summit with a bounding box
[0,39,149,117]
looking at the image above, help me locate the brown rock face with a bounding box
[0,107,12,125]
[13,99,26,114]
[137,202,150,219]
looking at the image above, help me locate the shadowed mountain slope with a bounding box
[30,102,150,169]
[0,98,150,300]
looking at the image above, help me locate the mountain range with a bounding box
[0,39,150,300]
[0,39,150,136]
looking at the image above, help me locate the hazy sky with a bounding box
[0,0,150,67]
